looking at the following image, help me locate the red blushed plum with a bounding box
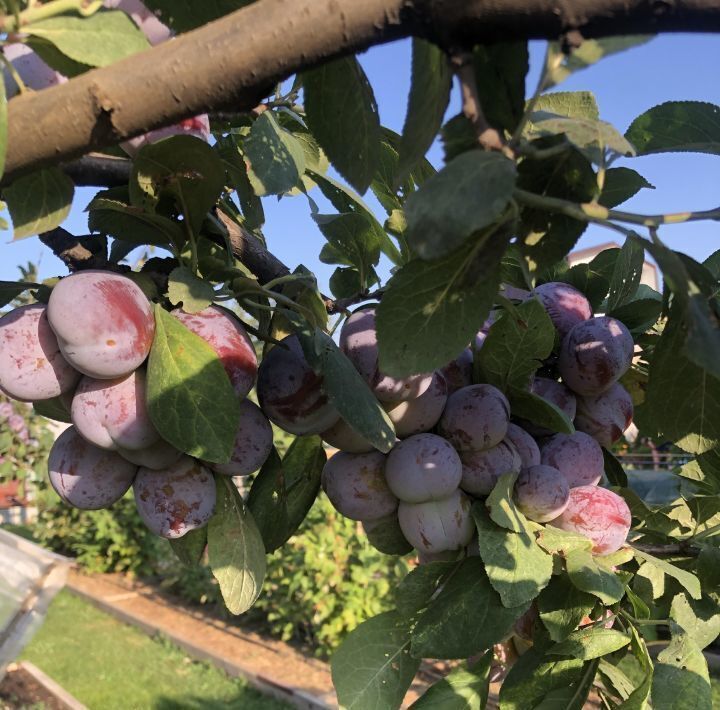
[541,431,604,488]
[321,451,397,521]
[460,439,521,496]
[257,336,339,435]
[2,44,65,97]
[559,317,634,396]
[439,348,473,394]
[385,433,462,503]
[48,427,138,510]
[0,305,81,402]
[321,417,375,454]
[575,383,634,449]
[552,486,632,555]
[532,282,592,338]
[207,400,273,476]
[398,490,475,554]
[522,377,577,437]
[172,306,257,400]
[71,369,159,451]
[438,384,510,452]
[386,372,448,438]
[117,438,183,470]
[340,308,432,403]
[505,423,541,469]
[514,465,570,523]
[133,456,216,539]
[47,271,155,379]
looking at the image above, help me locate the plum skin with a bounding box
[385,433,462,503]
[48,427,138,510]
[386,371,448,439]
[117,438,183,470]
[551,485,632,555]
[541,431,604,488]
[460,439,521,496]
[439,349,473,394]
[133,456,216,539]
[514,465,570,523]
[321,451,397,521]
[575,383,633,449]
[0,304,81,402]
[505,423,541,469]
[532,282,592,338]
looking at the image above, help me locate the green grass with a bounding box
[20,591,289,710]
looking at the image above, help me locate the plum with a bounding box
[439,348,473,394]
[322,417,375,454]
[172,305,257,400]
[121,115,211,157]
[207,400,273,476]
[48,427,138,510]
[397,490,475,554]
[47,271,155,379]
[385,433,462,503]
[71,369,160,451]
[522,377,577,436]
[117,438,183,470]
[362,514,413,555]
[0,304,81,402]
[438,384,510,452]
[505,423,541,469]
[532,282,592,338]
[104,0,172,45]
[541,431,605,488]
[2,44,65,97]
[257,335,339,435]
[321,451,396,521]
[340,308,432,403]
[385,372,448,438]
[551,485,631,555]
[558,317,634,396]
[133,456,216,539]
[514,465,570,523]
[460,439,521,496]
[575,383,634,449]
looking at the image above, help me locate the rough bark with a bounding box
[4,0,720,182]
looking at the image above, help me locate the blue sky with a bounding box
[2,34,719,292]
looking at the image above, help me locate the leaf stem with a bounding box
[619,610,670,626]
[0,48,27,94]
[0,0,103,31]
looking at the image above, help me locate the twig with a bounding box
[632,541,701,557]
[38,228,111,271]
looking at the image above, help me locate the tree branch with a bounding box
[59,154,131,188]
[4,0,720,182]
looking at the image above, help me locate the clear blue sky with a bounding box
[2,35,719,293]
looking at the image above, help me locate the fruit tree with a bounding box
[1,1,720,707]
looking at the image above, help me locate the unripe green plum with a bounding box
[385,372,448,439]
[540,431,604,488]
[460,439,521,496]
[575,383,633,449]
[321,416,375,453]
[505,423,541,469]
[514,465,570,523]
[532,282,592,338]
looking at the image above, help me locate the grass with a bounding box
[19,591,289,710]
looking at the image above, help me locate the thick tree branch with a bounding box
[59,154,131,188]
[4,0,720,182]
[38,228,110,270]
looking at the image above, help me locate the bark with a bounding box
[4,0,720,182]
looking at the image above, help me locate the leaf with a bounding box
[534,91,599,120]
[215,135,265,229]
[534,526,593,557]
[0,70,6,178]
[532,660,599,710]
[243,111,305,195]
[24,11,150,67]
[376,234,508,378]
[599,167,655,208]
[652,631,711,710]
[670,593,720,650]
[602,448,628,487]
[167,266,215,313]
[147,306,240,463]
[364,515,413,556]
[169,526,207,566]
[475,298,555,391]
[606,238,645,313]
[302,56,381,194]
[508,388,575,435]
[4,168,74,239]
[143,0,253,32]
[626,101,720,155]
[396,39,452,183]
[608,293,663,335]
[560,247,620,311]
[565,548,625,604]
[598,660,636,701]
[473,503,553,608]
[550,628,630,660]
[410,654,492,709]
[632,548,701,600]
[247,436,326,553]
[405,151,516,260]
[537,575,596,642]
[331,611,419,710]
[411,558,529,659]
[0,280,40,307]
[395,561,457,620]
[208,476,266,615]
[622,625,653,709]
[33,395,72,424]
[485,472,527,534]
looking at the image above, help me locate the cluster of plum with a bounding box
[0,270,274,539]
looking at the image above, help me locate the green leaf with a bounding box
[598,660,636,701]
[215,135,265,229]
[0,280,40,307]
[633,548,701,600]
[622,626,653,709]
[395,561,457,620]
[167,266,215,314]
[508,388,575,435]
[143,0,253,32]
[131,135,225,235]
[606,238,645,312]
[24,11,150,67]
[485,472,528,534]
[4,168,73,239]
[560,247,620,311]
[535,526,593,557]
[364,515,413,556]
[247,436,326,553]
[599,167,655,208]
[608,292,662,335]
[33,395,72,424]
[532,660,599,710]
[302,56,381,194]
[626,101,720,155]
[550,628,630,660]
[376,235,508,378]
[411,558,529,659]
[670,593,720,650]
[147,305,240,463]
[475,298,555,391]
[534,91,599,120]
[405,151,516,260]
[565,548,625,604]
[169,526,207,566]
[331,611,419,710]
[25,36,91,77]
[652,632,711,710]
[602,448,628,487]
[244,111,305,196]
[208,476,266,615]
[396,39,452,183]
[473,503,553,608]
[0,69,6,178]
[410,654,492,709]
[537,574,596,642]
